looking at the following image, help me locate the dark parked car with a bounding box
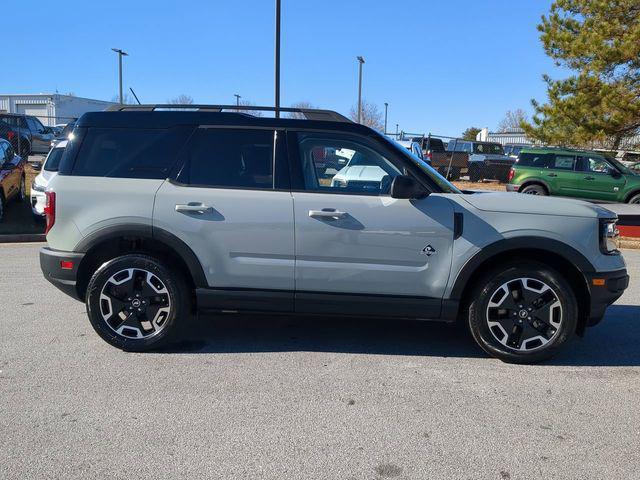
[447,140,515,182]
[0,113,54,157]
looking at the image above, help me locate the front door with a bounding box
[575,155,627,201]
[289,132,454,317]
[153,128,295,309]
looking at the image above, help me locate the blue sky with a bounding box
[4,0,561,136]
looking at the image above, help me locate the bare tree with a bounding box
[287,101,318,119]
[349,99,384,131]
[497,109,529,132]
[110,93,137,105]
[236,99,262,117]
[167,94,194,105]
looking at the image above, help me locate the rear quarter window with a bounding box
[70,127,192,178]
[517,152,553,168]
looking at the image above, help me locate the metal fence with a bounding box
[396,131,517,183]
[0,114,77,159]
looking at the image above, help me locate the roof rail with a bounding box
[104,104,351,123]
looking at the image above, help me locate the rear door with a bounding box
[575,155,626,201]
[547,154,582,196]
[153,127,295,309]
[289,131,454,317]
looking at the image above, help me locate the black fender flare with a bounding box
[448,236,595,301]
[74,224,208,288]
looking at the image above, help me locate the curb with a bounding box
[0,234,46,244]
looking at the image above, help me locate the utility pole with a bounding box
[275,0,281,118]
[384,102,388,134]
[357,56,365,123]
[234,94,241,106]
[111,48,129,104]
[395,123,399,139]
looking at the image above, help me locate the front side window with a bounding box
[177,129,274,189]
[578,156,613,174]
[297,134,402,195]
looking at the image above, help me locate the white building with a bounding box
[0,94,115,126]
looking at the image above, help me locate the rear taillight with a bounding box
[507,168,515,183]
[426,151,433,160]
[44,191,56,234]
[7,131,15,141]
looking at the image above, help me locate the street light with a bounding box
[384,102,388,134]
[111,48,129,105]
[357,56,365,124]
[234,94,241,106]
[275,0,281,118]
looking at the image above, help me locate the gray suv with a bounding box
[39,105,628,363]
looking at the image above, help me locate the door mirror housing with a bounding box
[390,175,428,199]
[610,168,622,179]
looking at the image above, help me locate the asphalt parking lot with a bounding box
[1,243,639,479]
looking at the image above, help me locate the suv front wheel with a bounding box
[86,254,190,351]
[467,262,577,363]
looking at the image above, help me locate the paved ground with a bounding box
[1,243,639,479]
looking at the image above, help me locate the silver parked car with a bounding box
[40,105,628,363]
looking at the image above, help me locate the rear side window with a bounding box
[427,138,445,152]
[517,153,553,168]
[552,155,576,170]
[71,127,190,178]
[44,147,65,172]
[176,128,274,189]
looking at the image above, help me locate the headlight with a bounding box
[599,218,619,255]
[31,182,46,193]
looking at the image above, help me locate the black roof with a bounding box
[76,104,376,135]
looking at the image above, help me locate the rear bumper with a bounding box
[39,247,85,301]
[586,268,629,326]
[506,183,520,192]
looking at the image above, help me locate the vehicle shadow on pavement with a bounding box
[166,314,485,358]
[159,304,640,366]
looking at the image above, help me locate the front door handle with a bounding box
[309,209,347,220]
[584,176,595,180]
[175,203,211,214]
[547,173,558,177]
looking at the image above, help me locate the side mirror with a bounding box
[390,175,428,199]
[610,169,622,179]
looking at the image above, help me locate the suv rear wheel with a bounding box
[467,261,577,363]
[85,254,191,351]
[627,192,640,204]
[520,184,547,195]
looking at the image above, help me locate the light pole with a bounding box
[111,48,129,105]
[234,94,241,106]
[357,56,365,124]
[275,0,281,118]
[384,102,388,134]
[395,123,399,139]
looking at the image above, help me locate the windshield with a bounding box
[44,147,65,171]
[473,143,504,155]
[387,138,462,194]
[607,157,636,175]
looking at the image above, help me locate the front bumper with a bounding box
[40,247,85,301]
[505,183,520,192]
[586,268,629,326]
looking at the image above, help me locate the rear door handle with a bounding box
[175,203,211,214]
[309,209,347,219]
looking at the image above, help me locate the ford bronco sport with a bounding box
[40,105,629,363]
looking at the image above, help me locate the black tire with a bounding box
[627,192,640,204]
[19,140,31,158]
[18,175,26,202]
[467,261,577,364]
[449,167,461,181]
[85,254,191,351]
[468,164,482,182]
[520,184,547,196]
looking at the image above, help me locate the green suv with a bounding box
[507,147,640,204]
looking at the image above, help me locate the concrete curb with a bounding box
[0,234,46,244]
